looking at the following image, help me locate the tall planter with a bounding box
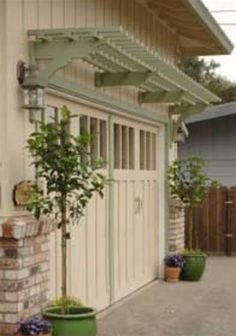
[181,253,207,281]
[43,307,97,336]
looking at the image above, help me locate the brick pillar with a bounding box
[0,216,55,336]
[169,199,185,252]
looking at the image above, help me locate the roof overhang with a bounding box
[137,0,234,56]
[28,27,221,118]
[186,102,236,124]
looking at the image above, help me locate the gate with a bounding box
[185,187,236,255]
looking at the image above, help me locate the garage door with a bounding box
[112,116,159,301]
[46,97,159,309]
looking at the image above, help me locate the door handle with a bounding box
[134,197,143,214]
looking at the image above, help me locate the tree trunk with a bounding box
[188,207,193,250]
[61,206,67,303]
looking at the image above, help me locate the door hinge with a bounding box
[225,233,233,238]
[224,201,234,205]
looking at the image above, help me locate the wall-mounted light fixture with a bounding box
[17,60,45,122]
[174,121,189,143]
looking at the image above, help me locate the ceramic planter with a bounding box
[42,306,96,336]
[165,266,181,282]
[181,253,207,281]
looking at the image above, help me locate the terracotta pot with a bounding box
[165,266,181,282]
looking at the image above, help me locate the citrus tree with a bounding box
[27,105,107,304]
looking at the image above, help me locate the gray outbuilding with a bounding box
[179,102,236,187]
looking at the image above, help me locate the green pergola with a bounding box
[28,26,220,118]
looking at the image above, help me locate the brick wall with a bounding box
[0,216,55,336]
[169,199,185,252]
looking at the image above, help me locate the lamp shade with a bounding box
[22,65,45,110]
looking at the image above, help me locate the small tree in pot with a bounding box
[27,106,108,336]
[168,156,218,281]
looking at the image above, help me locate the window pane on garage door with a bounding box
[114,123,135,170]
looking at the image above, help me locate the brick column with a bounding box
[0,216,55,336]
[169,199,185,252]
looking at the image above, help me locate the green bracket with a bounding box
[169,102,208,117]
[29,38,103,85]
[95,71,152,87]
[139,90,185,104]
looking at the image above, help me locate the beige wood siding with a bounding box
[0,0,168,310]
[0,0,175,213]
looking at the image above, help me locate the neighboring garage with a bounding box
[179,103,236,187]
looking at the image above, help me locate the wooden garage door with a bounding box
[45,97,159,309]
[113,116,159,301]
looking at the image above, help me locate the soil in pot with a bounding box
[180,253,206,281]
[43,306,96,336]
[165,266,181,282]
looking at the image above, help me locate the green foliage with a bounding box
[179,57,236,104]
[26,105,108,226]
[181,249,206,256]
[168,156,219,250]
[48,296,83,308]
[168,156,218,207]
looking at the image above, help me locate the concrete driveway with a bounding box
[98,257,236,336]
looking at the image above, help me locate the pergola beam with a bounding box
[170,102,209,117]
[95,71,152,87]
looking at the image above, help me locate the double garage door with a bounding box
[48,97,160,310]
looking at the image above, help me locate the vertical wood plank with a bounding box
[52,0,64,28]
[38,0,52,28]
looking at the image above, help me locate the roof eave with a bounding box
[184,0,234,55]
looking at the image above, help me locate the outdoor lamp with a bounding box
[174,121,189,143]
[17,61,45,122]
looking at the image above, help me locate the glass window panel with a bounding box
[100,120,107,163]
[122,126,128,169]
[152,133,156,170]
[129,127,134,170]
[90,118,98,165]
[114,124,121,169]
[140,130,145,170]
[146,132,151,170]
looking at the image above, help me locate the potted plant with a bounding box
[164,253,185,282]
[17,317,52,336]
[26,106,108,336]
[168,156,218,281]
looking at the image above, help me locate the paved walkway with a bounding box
[98,257,236,336]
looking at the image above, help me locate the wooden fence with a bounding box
[185,187,236,255]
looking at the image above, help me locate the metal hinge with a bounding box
[224,201,234,205]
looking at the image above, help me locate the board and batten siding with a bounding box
[0,0,178,215]
[0,0,172,309]
[179,115,236,187]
